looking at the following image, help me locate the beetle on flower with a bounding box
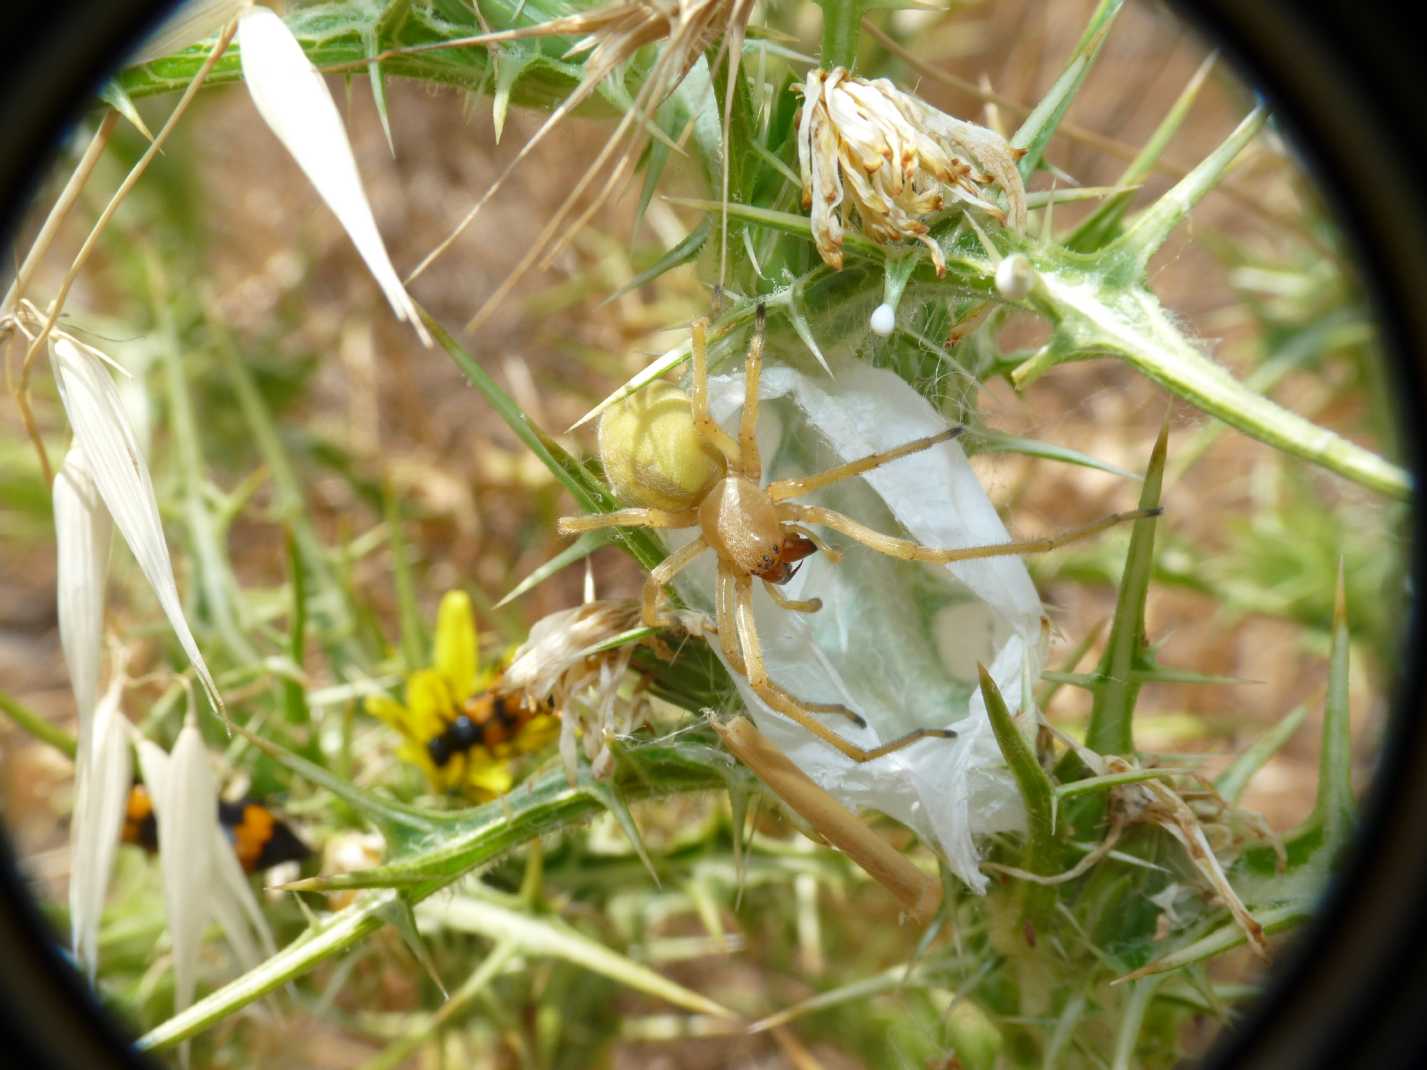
[365,590,558,797]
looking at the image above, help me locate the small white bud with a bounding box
[869,303,897,337]
[995,253,1036,301]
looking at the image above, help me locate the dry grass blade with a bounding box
[398,0,753,330]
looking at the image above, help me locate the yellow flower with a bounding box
[365,591,557,798]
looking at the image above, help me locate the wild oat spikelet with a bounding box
[796,68,1027,274]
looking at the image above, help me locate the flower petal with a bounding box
[54,444,112,735]
[49,338,225,722]
[363,694,411,732]
[433,590,479,701]
[237,7,431,346]
[68,681,131,978]
[465,758,514,799]
[404,670,454,737]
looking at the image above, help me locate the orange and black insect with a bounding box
[425,688,552,769]
[120,784,312,874]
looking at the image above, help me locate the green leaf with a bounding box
[233,721,452,841]
[140,885,423,1052]
[359,941,518,1070]
[1085,420,1168,757]
[1054,768,1181,804]
[1015,272,1408,499]
[1116,107,1267,270]
[1011,0,1126,179]
[364,29,396,156]
[601,218,710,308]
[424,891,739,1018]
[787,276,832,375]
[280,531,317,757]
[1114,903,1310,984]
[1215,705,1308,805]
[1036,618,1106,710]
[583,780,660,886]
[1110,977,1163,1070]
[966,430,1140,480]
[749,951,957,1033]
[663,197,887,262]
[495,530,611,608]
[1067,53,1216,252]
[418,305,667,572]
[979,664,1057,919]
[633,94,681,230]
[1039,667,1248,688]
[139,734,738,1050]
[381,893,448,997]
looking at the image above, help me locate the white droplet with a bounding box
[995,254,1036,300]
[869,303,896,336]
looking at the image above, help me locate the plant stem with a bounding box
[0,689,77,759]
[819,0,863,70]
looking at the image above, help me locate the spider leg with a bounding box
[641,537,708,629]
[761,579,821,614]
[734,576,948,749]
[737,305,766,481]
[731,576,858,722]
[778,503,1162,564]
[557,507,699,535]
[767,427,964,503]
[715,566,748,677]
[729,577,951,750]
[690,317,741,466]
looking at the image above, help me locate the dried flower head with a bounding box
[796,67,1027,273]
[502,599,648,784]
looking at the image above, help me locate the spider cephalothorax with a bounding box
[560,306,1159,763]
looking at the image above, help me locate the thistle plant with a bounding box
[0,1,1408,1067]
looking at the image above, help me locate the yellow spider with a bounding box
[560,307,1157,763]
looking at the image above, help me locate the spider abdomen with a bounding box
[700,475,786,575]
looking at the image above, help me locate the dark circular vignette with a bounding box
[0,2,1424,1068]
[1168,5,1427,1069]
[1,0,172,1054]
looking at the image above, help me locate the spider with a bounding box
[559,307,1159,763]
